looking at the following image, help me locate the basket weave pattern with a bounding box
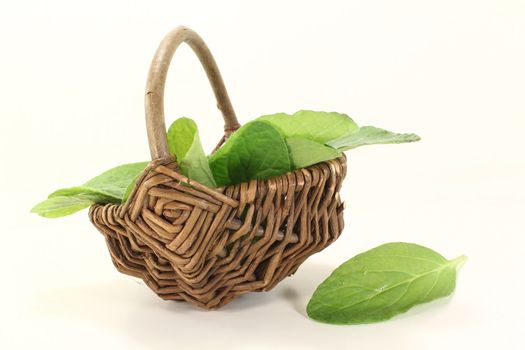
[88,27,347,309]
[90,157,346,309]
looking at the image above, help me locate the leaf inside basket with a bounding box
[327,126,421,151]
[209,121,291,187]
[80,162,149,200]
[31,193,108,218]
[167,117,216,187]
[33,110,421,218]
[285,137,342,169]
[257,110,358,143]
[31,162,148,218]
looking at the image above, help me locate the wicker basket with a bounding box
[89,26,347,310]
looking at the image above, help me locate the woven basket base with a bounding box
[89,157,346,309]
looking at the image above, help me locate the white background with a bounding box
[1,1,524,349]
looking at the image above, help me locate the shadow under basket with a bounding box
[88,26,348,310]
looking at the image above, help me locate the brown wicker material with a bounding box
[89,26,347,310]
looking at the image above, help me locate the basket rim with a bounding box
[90,154,347,221]
[92,154,346,208]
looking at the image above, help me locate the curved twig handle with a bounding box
[145,26,240,160]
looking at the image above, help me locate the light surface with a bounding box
[1,1,524,349]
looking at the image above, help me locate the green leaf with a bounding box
[48,162,148,203]
[33,111,421,219]
[48,186,94,198]
[258,110,359,143]
[119,163,150,203]
[48,186,119,203]
[31,194,97,218]
[122,172,143,203]
[327,126,420,151]
[285,137,342,169]
[33,162,148,218]
[167,117,216,187]
[209,121,291,187]
[81,162,148,200]
[307,242,466,325]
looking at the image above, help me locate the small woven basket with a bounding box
[89,26,347,309]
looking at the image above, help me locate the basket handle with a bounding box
[145,26,240,160]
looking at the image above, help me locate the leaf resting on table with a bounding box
[307,242,466,325]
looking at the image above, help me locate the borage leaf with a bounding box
[122,172,144,203]
[32,194,98,218]
[209,121,291,187]
[327,126,420,151]
[81,162,149,200]
[48,162,148,203]
[32,162,148,218]
[307,242,466,325]
[167,117,216,187]
[257,110,358,144]
[285,137,342,169]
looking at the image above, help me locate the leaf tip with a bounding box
[451,255,468,270]
[305,301,325,324]
[409,133,422,142]
[30,205,38,214]
[30,201,45,215]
